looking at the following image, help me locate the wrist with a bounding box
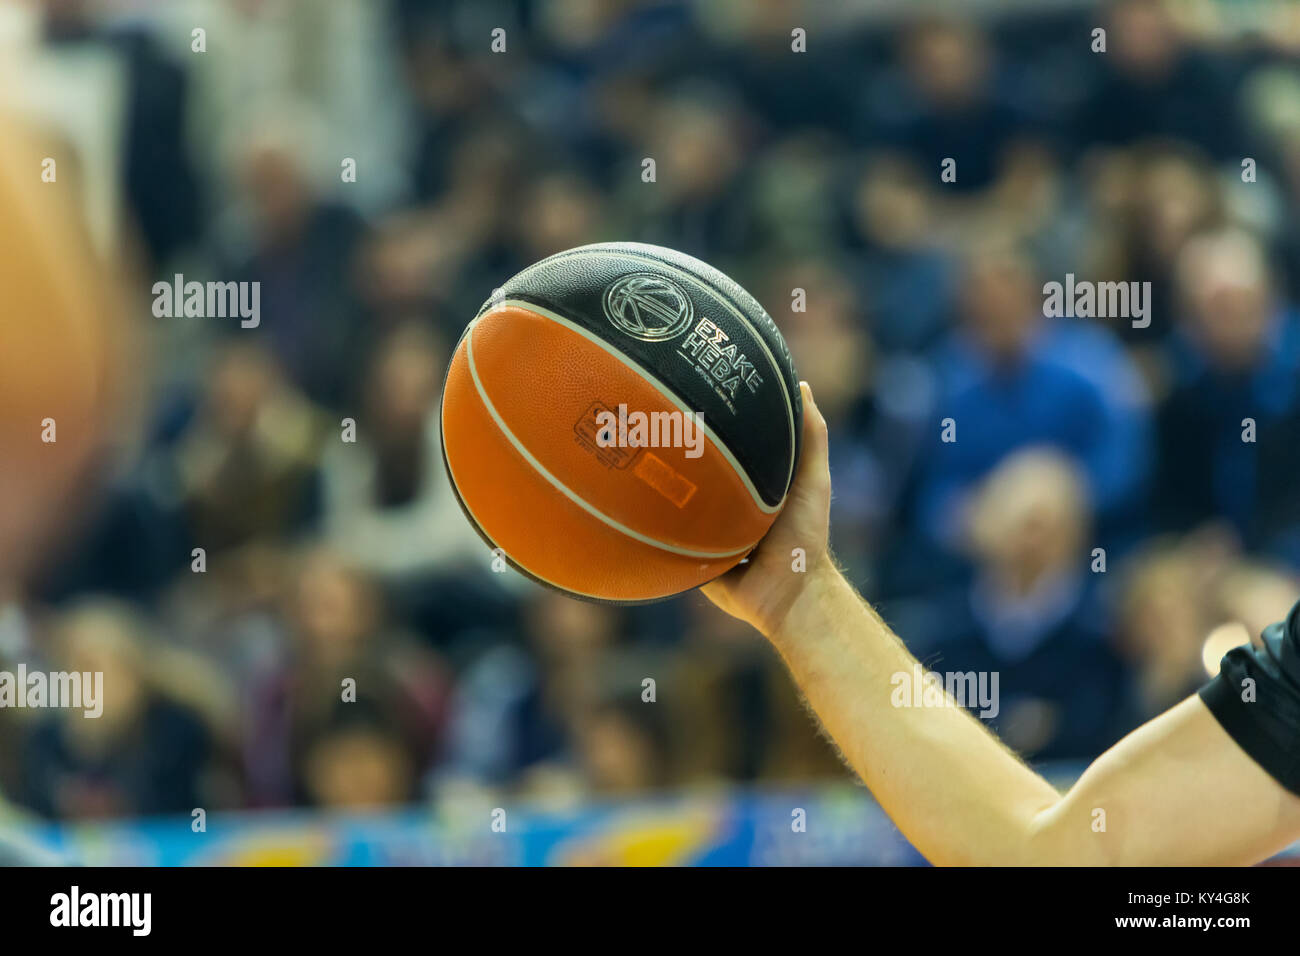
[765,552,844,643]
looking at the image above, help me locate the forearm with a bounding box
[768,561,1062,865]
[768,563,1300,865]
[1034,695,1300,865]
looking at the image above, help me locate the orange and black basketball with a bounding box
[440,242,802,603]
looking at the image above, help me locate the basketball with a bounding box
[440,242,802,603]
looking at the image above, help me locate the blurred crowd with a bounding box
[3,0,1300,823]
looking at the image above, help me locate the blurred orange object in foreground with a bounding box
[0,118,127,587]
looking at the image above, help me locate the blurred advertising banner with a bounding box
[14,785,929,867]
[8,778,1300,866]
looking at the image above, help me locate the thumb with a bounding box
[795,381,829,491]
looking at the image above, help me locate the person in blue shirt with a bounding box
[1155,227,1300,563]
[915,241,1151,556]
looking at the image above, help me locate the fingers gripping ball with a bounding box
[440,242,802,603]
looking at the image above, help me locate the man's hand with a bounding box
[702,382,836,637]
[701,380,1300,865]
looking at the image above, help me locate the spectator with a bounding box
[298,698,422,810]
[243,548,449,807]
[320,322,483,580]
[847,155,956,353]
[772,258,928,578]
[220,106,371,408]
[915,240,1148,555]
[1155,227,1300,552]
[1076,0,1241,161]
[1111,143,1225,343]
[174,343,325,555]
[1113,540,1217,718]
[874,18,1027,194]
[572,692,675,796]
[18,601,224,819]
[897,450,1131,761]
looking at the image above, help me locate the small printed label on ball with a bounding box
[632,452,697,508]
[574,401,639,469]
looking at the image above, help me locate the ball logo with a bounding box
[602,273,693,341]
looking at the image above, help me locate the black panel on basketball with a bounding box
[478,241,802,507]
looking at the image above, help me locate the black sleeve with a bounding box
[1199,601,1300,796]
